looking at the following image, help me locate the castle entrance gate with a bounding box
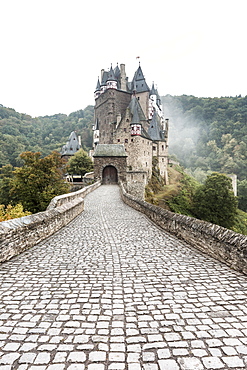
[102,165,118,184]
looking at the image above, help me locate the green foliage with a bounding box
[162,94,247,211]
[66,149,94,179]
[0,164,15,206]
[146,166,247,234]
[192,173,238,229]
[145,157,165,204]
[233,209,247,235]
[167,167,199,216]
[238,179,247,212]
[11,151,69,213]
[0,105,94,167]
[0,204,31,222]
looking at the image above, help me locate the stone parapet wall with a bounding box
[0,181,101,263]
[120,185,247,275]
[47,181,101,209]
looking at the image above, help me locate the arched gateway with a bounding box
[93,144,127,185]
[102,165,118,184]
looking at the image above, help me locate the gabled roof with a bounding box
[148,111,164,141]
[93,144,127,157]
[61,131,80,156]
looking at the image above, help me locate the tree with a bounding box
[0,204,31,222]
[66,149,93,181]
[11,151,69,213]
[238,179,247,212]
[192,173,238,229]
[0,164,15,206]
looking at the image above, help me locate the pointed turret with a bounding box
[114,64,120,79]
[150,82,156,96]
[132,64,150,93]
[100,70,108,93]
[129,97,149,137]
[94,77,101,99]
[61,131,81,157]
[106,64,117,89]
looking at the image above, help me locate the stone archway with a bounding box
[102,165,118,184]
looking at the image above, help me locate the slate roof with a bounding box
[93,144,127,157]
[148,111,164,141]
[107,65,117,81]
[132,65,150,93]
[61,131,80,156]
[128,97,147,122]
[95,77,101,91]
[128,97,151,140]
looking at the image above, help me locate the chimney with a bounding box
[101,69,104,82]
[120,64,127,91]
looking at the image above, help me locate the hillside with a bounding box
[145,164,247,235]
[162,95,247,212]
[0,104,94,167]
[1,95,247,212]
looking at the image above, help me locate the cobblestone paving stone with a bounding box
[1,185,247,369]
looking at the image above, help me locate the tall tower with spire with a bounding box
[92,63,169,198]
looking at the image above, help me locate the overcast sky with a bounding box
[1,0,246,117]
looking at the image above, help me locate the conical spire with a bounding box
[132,64,150,93]
[107,64,117,81]
[95,77,101,91]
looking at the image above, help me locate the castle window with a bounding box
[125,139,128,143]
[131,139,134,142]
[162,145,164,150]
[146,162,147,167]
[124,128,126,132]
[153,146,156,151]
[118,139,120,142]
[162,158,164,162]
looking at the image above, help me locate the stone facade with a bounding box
[93,63,169,199]
[0,181,101,263]
[120,184,247,275]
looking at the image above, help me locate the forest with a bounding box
[0,94,247,213]
[0,104,94,167]
[162,95,247,212]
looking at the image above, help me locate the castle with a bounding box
[92,63,169,198]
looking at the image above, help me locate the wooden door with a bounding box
[102,166,118,184]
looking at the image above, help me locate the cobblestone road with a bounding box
[1,185,247,370]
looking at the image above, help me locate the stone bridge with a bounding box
[1,185,247,370]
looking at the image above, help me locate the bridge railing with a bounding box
[0,181,101,263]
[120,183,247,275]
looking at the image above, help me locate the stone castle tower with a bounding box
[92,63,169,198]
